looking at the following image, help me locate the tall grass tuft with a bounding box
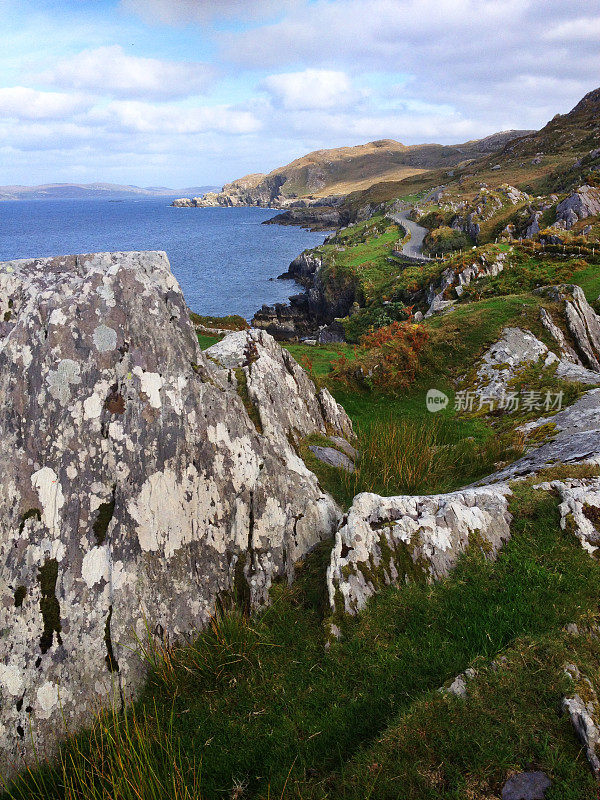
[137,605,275,696]
[341,415,523,498]
[5,701,201,800]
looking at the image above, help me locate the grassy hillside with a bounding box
[230,131,532,201]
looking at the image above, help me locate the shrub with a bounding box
[332,322,429,392]
[423,225,471,255]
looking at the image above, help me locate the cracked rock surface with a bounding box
[0,252,345,778]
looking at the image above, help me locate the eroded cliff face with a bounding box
[0,251,349,779]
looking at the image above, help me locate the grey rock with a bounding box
[539,308,581,365]
[483,389,600,483]
[474,327,552,398]
[525,210,543,239]
[328,436,358,460]
[556,185,600,229]
[473,325,599,402]
[327,486,512,615]
[501,771,551,800]
[563,688,600,778]
[308,445,354,472]
[441,667,477,698]
[205,328,353,447]
[0,252,346,778]
[538,285,600,371]
[550,477,600,556]
[565,623,580,636]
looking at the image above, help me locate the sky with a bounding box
[1,0,599,188]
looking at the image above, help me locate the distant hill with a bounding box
[0,183,219,201]
[347,87,600,206]
[216,131,533,205]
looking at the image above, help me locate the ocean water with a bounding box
[0,199,325,319]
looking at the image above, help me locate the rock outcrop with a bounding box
[0,252,348,779]
[425,249,509,317]
[204,328,353,446]
[483,388,600,483]
[545,477,600,556]
[327,486,512,617]
[472,326,600,400]
[556,185,600,229]
[537,285,600,371]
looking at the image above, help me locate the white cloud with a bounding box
[0,86,90,120]
[543,16,600,41]
[120,0,299,24]
[262,69,358,110]
[43,45,213,100]
[223,0,600,134]
[90,99,262,135]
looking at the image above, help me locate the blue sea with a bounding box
[0,199,325,319]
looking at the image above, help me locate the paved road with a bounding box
[389,209,432,260]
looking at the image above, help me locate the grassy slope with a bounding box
[346,90,600,213]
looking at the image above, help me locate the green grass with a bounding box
[306,215,403,312]
[189,312,249,331]
[197,333,222,349]
[572,260,600,302]
[8,484,600,799]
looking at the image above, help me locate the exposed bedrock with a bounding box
[0,251,349,778]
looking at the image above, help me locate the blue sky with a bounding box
[1,0,599,187]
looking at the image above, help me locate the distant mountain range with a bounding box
[0,183,220,201]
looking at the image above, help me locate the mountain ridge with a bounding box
[190,130,534,208]
[0,183,219,201]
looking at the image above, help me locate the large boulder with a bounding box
[0,252,345,778]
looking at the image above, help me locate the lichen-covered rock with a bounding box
[539,307,581,365]
[0,252,344,778]
[540,478,600,556]
[472,327,600,399]
[538,285,600,371]
[483,389,600,483]
[327,486,512,616]
[205,328,353,446]
[425,250,508,317]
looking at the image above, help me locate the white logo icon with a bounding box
[426,389,449,412]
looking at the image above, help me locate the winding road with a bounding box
[389,208,432,261]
